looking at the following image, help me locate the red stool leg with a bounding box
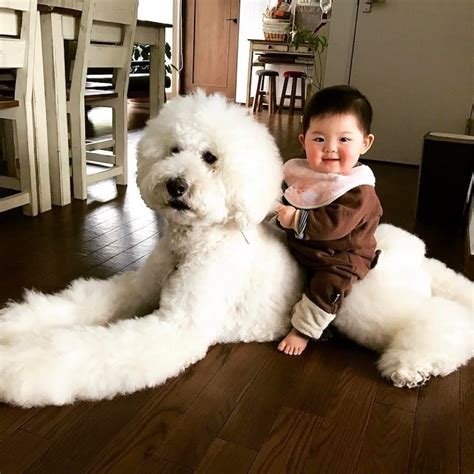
[289,77,297,115]
[300,76,306,111]
[278,76,289,113]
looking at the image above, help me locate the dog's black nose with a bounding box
[166,177,188,198]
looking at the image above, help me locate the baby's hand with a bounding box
[276,203,297,229]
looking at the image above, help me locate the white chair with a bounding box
[67,0,139,200]
[0,0,38,216]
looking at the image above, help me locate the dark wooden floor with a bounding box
[0,107,472,473]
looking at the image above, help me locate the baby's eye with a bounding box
[170,146,180,154]
[340,137,351,143]
[313,137,324,142]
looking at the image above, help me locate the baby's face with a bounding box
[299,113,374,175]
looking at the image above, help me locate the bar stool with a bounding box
[252,69,279,115]
[278,71,307,115]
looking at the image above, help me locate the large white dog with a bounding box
[0,92,472,407]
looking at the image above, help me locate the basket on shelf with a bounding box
[262,15,290,42]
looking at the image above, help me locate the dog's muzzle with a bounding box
[166,177,191,211]
[166,177,189,198]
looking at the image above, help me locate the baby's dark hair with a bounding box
[302,85,373,136]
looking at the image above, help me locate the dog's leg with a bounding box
[422,257,474,310]
[0,309,214,407]
[0,243,172,343]
[377,296,473,388]
[0,254,228,407]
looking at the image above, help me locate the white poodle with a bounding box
[0,92,472,407]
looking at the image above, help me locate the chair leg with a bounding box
[114,97,128,186]
[269,77,276,115]
[15,103,38,216]
[70,98,88,200]
[253,74,263,113]
[289,77,297,115]
[279,76,289,113]
[41,12,71,206]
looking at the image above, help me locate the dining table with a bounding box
[1,1,171,208]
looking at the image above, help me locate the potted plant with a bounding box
[129,42,176,104]
[287,25,328,90]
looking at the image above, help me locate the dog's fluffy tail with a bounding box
[423,257,474,313]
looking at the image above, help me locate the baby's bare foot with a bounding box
[277,328,309,355]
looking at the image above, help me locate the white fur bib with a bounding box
[283,159,376,209]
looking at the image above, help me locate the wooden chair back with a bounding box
[69,0,138,102]
[0,0,36,102]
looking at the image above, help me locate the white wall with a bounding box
[236,0,324,104]
[322,0,356,86]
[138,0,173,23]
[235,0,266,103]
[138,0,178,95]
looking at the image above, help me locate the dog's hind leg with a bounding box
[377,296,473,388]
[422,257,474,311]
[0,244,171,343]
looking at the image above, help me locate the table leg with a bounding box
[41,12,71,206]
[149,26,166,119]
[246,43,254,107]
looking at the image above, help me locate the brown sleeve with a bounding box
[301,186,375,241]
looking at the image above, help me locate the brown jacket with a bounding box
[286,185,383,280]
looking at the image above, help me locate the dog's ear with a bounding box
[232,198,254,230]
[225,131,283,229]
[230,168,282,229]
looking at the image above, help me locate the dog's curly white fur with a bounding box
[0,92,472,407]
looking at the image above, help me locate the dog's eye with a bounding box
[170,146,180,154]
[202,151,217,165]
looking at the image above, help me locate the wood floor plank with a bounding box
[219,348,308,450]
[284,340,350,416]
[137,456,192,474]
[24,389,155,473]
[0,429,51,474]
[85,345,237,473]
[196,438,257,474]
[248,407,322,473]
[375,379,418,412]
[356,402,414,474]
[0,406,38,442]
[157,343,274,469]
[460,362,474,474]
[408,372,460,473]
[81,217,157,253]
[302,347,379,472]
[21,403,97,441]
